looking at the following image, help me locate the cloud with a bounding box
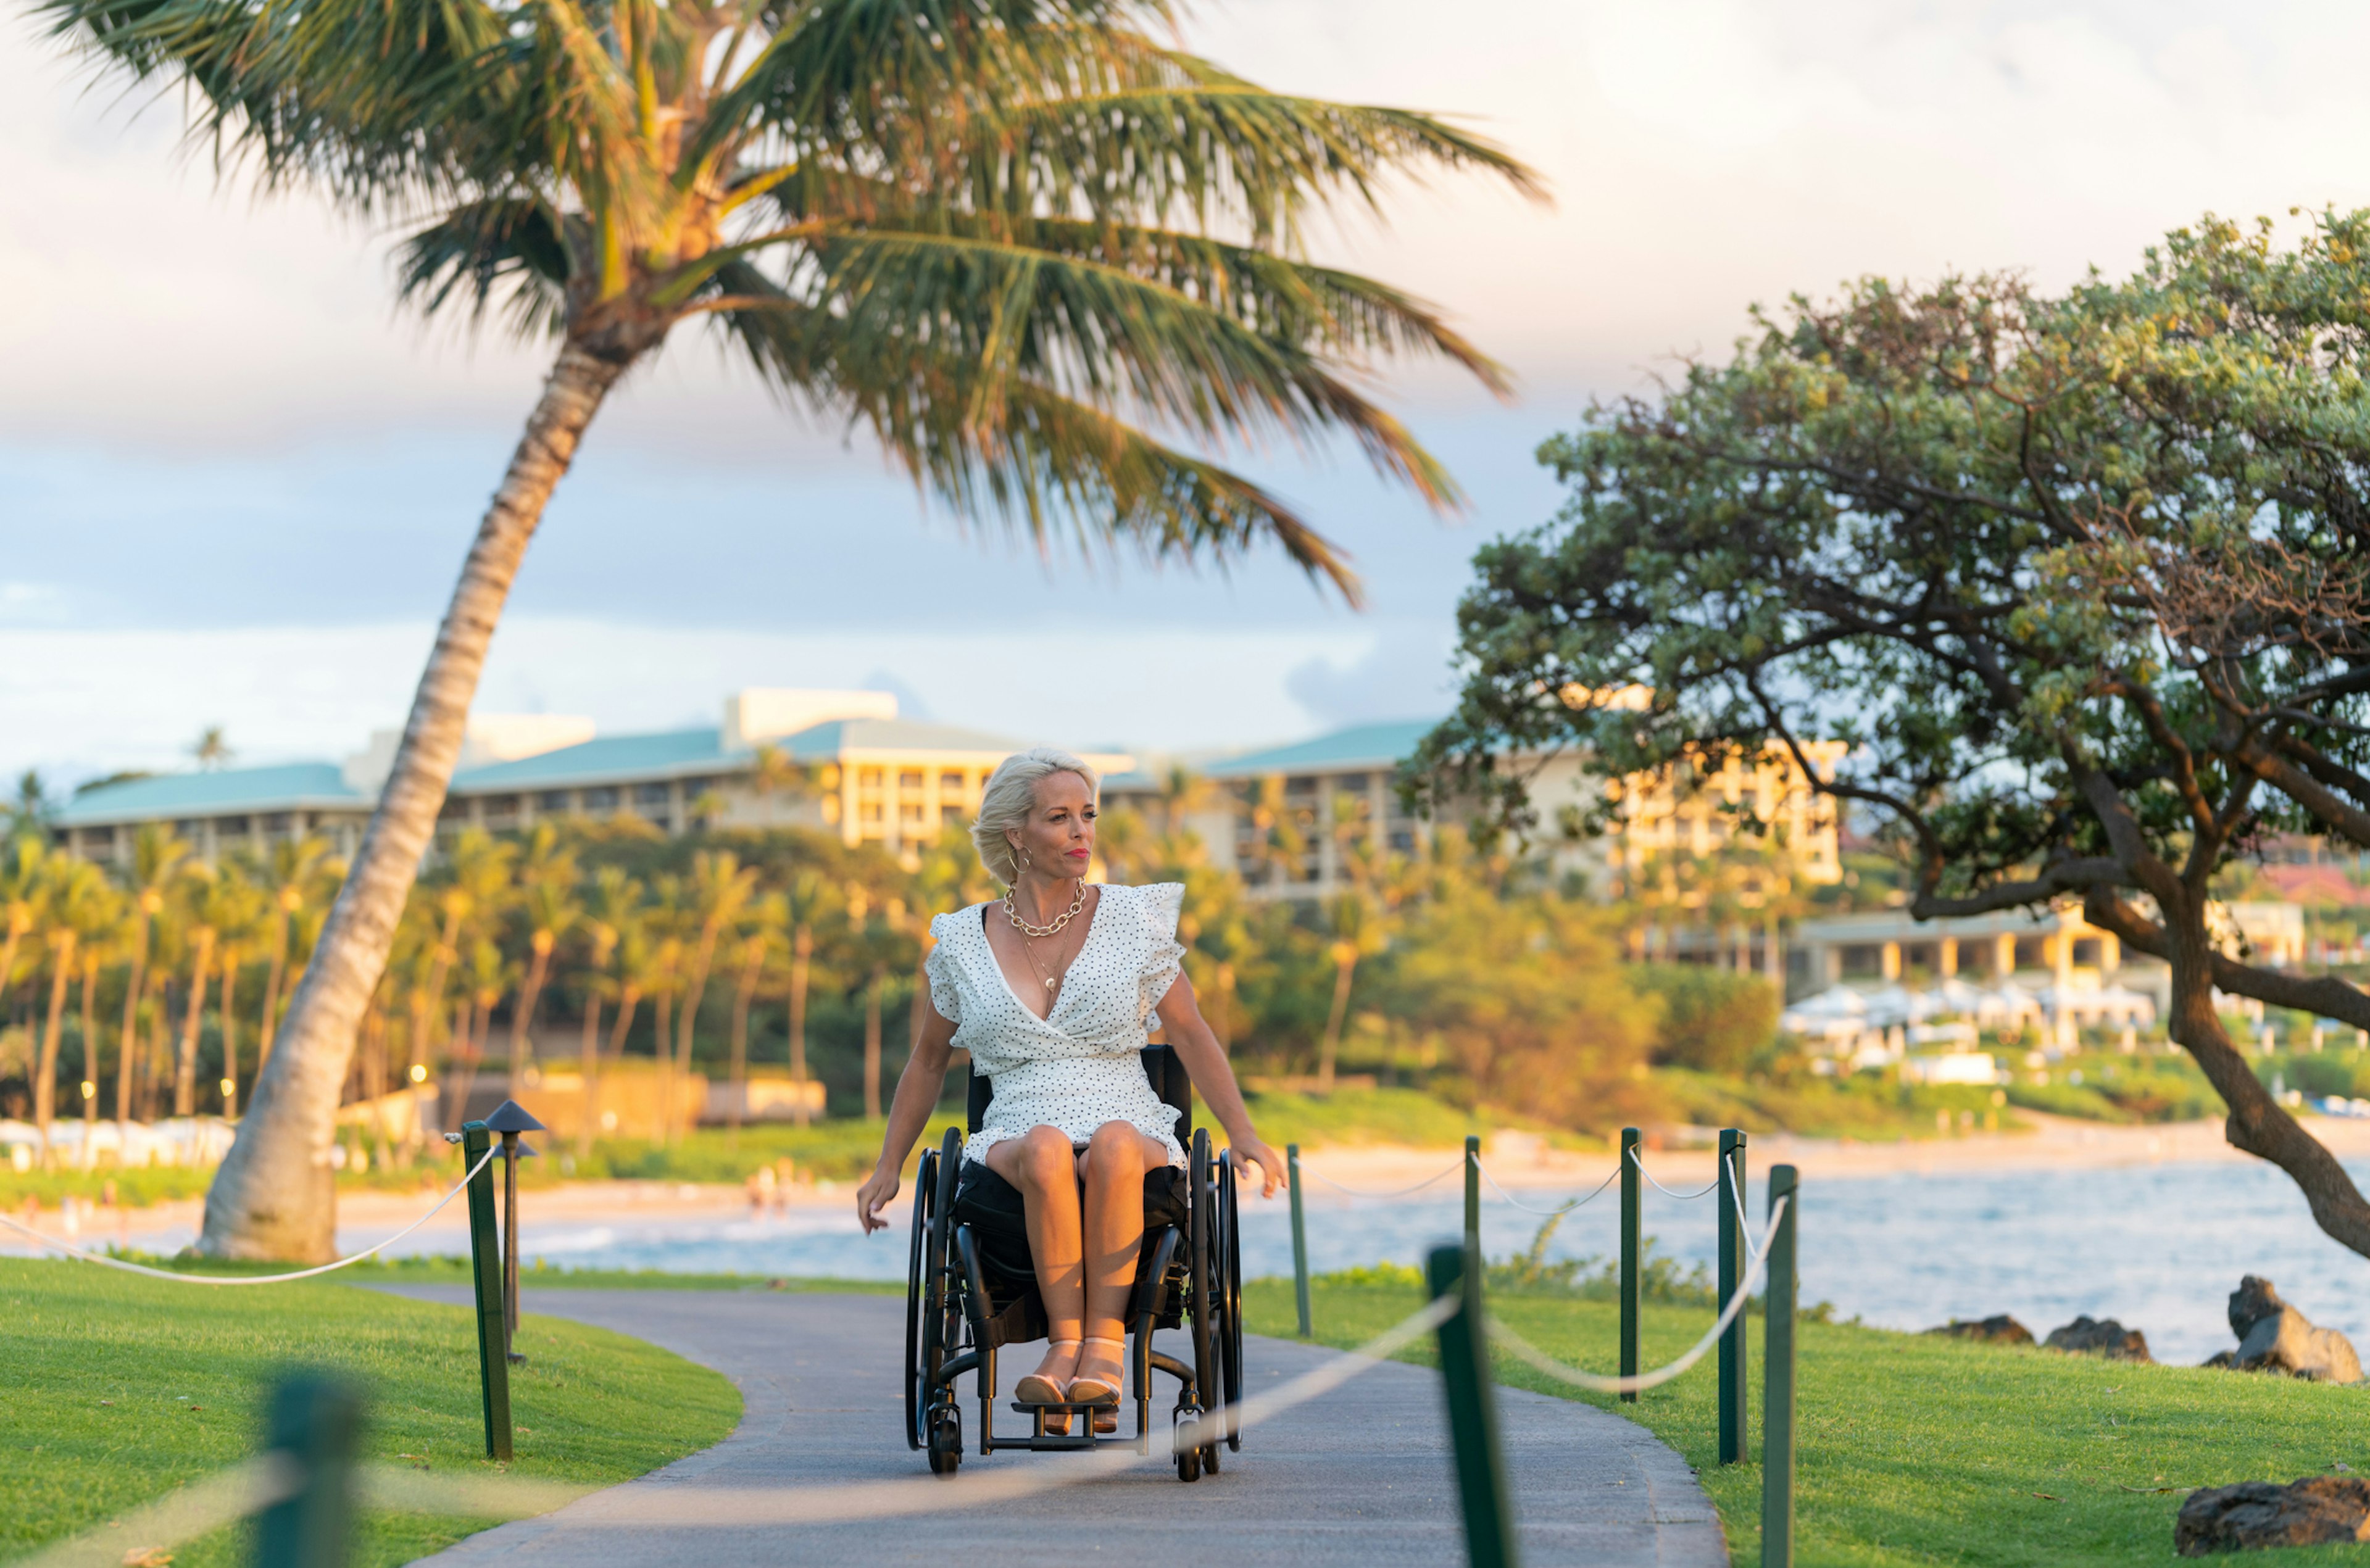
[1284,628,1461,730]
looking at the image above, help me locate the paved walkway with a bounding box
[378,1287,1725,1567]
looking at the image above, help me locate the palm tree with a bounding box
[48,0,1539,1261]
[252,834,333,1072]
[189,726,236,772]
[0,837,47,1021]
[115,826,189,1135]
[7,772,52,842]
[35,859,112,1161]
[505,825,581,1092]
[725,892,787,1147]
[781,869,836,1127]
[672,850,757,1130]
[576,865,641,1155]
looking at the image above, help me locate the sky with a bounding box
[10,0,2370,785]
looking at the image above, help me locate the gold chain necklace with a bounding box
[1020,929,1074,995]
[1003,879,1087,939]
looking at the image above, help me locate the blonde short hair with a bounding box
[973,746,1099,884]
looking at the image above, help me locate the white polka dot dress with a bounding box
[925,882,1189,1170]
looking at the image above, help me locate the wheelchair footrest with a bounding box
[1008,1399,1119,1415]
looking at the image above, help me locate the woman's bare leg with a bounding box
[1072,1121,1166,1394]
[985,1124,1085,1391]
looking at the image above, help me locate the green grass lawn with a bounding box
[1244,1276,2370,1567]
[0,1258,740,1567]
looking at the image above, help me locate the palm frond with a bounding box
[394,197,575,339]
[795,224,1465,505]
[704,260,1360,601]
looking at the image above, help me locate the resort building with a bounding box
[1165,718,1845,906]
[54,689,1133,868]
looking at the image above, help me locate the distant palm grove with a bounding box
[0,790,1789,1164]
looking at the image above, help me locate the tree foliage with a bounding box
[1422,210,2370,1258]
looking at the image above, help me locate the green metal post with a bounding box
[1761,1164,1800,1568]
[1463,1134,1482,1262]
[252,1371,362,1568]
[1717,1127,1748,1464]
[1619,1126,1641,1403]
[460,1121,513,1461]
[1287,1143,1312,1339]
[1427,1243,1521,1568]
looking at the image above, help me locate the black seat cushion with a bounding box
[953,1161,1189,1286]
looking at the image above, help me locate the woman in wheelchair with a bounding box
[858,746,1281,1430]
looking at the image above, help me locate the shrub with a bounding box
[1631,964,1779,1076]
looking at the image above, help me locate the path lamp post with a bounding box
[457,1120,512,1461]
[485,1099,546,1366]
[1618,1126,1641,1403]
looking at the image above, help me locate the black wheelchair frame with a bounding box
[904,1045,1244,1482]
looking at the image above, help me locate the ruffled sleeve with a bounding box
[924,910,965,1026]
[1138,882,1187,1026]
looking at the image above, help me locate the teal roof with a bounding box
[451,728,732,792]
[1201,720,1441,780]
[57,716,1042,826]
[56,764,365,827]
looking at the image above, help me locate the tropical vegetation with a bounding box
[1424,209,2370,1263]
[41,0,1542,1259]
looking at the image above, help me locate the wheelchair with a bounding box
[905,1045,1245,1481]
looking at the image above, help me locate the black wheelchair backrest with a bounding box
[967,1045,1194,1143]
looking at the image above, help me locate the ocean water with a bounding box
[465,1156,2370,1366]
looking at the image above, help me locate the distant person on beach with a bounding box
[857,746,1281,1416]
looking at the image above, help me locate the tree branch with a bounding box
[2084,888,2370,1031]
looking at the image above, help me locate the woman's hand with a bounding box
[1228,1135,1287,1200]
[855,1162,901,1234]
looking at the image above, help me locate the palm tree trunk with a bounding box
[1317,952,1355,1094]
[117,909,151,1134]
[577,993,604,1161]
[508,938,554,1094]
[200,342,631,1261]
[863,968,884,1120]
[175,929,214,1118]
[35,935,75,1162]
[219,948,241,1116]
[78,958,98,1161]
[727,945,760,1149]
[788,927,812,1127]
[653,990,675,1144]
[144,981,167,1122]
[259,903,289,1071]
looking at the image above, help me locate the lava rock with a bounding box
[2218,1276,2363,1383]
[2043,1315,2153,1362]
[1924,1315,2034,1346]
[2177,1477,2370,1555]
[2229,1276,2286,1342]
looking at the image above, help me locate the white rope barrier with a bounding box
[11,1454,304,1568]
[1295,1159,1464,1200]
[1474,1159,1620,1216]
[1627,1145,1721,1200]
[0,1147,496,1285]
[1484,1194,1789,1396]
[8,1292,1466,1558]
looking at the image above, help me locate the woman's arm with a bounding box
[1155,970,1284,1199]
[855,997,958,1233]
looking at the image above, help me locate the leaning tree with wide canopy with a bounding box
[1421,212,2370,1260]
[44,0,1540,1258]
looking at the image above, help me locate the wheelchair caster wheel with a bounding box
[927,1408,962,1475]
[1173,1406,1204,1483]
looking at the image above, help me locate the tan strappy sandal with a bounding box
[1066,1335,1127,1407]
[1015,1339,1080,1407]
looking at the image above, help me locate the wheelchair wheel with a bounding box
[1187,1129,1220,1476]
[927,1404,963,1475]
[904,1143,938,1450]
[1218,1150,1245,1451]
